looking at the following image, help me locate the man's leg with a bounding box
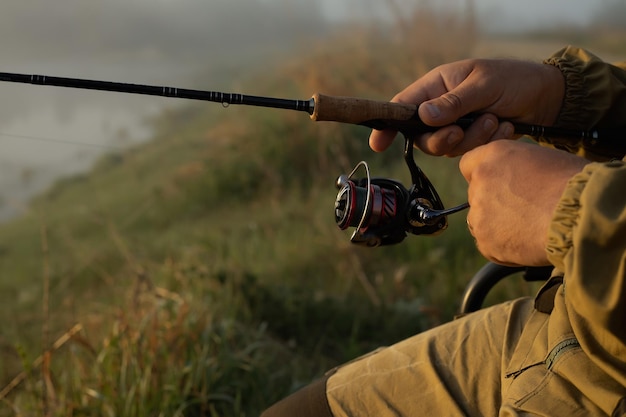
[261,297,536,417]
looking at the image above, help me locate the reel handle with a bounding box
[410,202,470,227]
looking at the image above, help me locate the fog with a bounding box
[0,0,328,220]
[0,0,618,221]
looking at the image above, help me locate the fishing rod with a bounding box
[0,71,624,155]
[0,71,623,246]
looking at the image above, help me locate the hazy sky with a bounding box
[474,0,599,31]
[321,0,601,29]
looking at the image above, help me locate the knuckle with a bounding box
[458,153,472,176]
[440,92,463,111]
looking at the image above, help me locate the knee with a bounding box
[261,375,334,417]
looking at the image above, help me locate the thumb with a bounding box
[419,78,487,126]
[419,92,467,127]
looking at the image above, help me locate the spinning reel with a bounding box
[334,135,469,247]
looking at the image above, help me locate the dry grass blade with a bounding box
[0,323,83,401]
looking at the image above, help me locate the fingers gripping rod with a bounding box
[0,71,623,156]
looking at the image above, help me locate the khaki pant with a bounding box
[263,281,626,416]
[326,285,625,416]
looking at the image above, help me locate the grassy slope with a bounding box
[1,14,605,416]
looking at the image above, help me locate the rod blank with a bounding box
[0,72,313,113]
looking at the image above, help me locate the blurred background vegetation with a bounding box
[1,1,625,416]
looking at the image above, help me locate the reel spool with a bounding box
[334,135,469,247]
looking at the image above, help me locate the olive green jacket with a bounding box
[544,46,626,393]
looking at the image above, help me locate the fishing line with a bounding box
[0,131,124,150]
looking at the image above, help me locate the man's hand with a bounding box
[369,59,565,156]
[459,140,588,266]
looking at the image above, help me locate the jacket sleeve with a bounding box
[546,158,626,385]
[541,46,626,160]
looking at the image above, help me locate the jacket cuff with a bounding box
[543,46,613,130]
[546,159,626,269]
[546,165,588,270]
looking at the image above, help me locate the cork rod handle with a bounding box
[310,93,419,125]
